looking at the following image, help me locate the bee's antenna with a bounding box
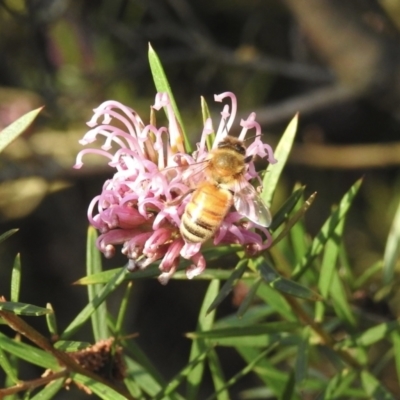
[244,133,264,143]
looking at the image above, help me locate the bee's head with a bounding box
[217,136,246,155]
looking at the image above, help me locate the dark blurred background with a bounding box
[1,0,400,398]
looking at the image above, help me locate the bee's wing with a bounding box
[163,159,209,183]
[233,181,272,227]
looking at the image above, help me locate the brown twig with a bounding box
[284,294,362,369]
[0,308,134,399]
[0,370,67,397]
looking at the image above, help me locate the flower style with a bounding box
[74,92,277,284]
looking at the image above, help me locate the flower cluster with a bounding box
[74,92,277,284]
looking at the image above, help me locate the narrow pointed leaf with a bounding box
[187,322,299,339]
[262,114,298,207]
[54,341,91,351]
[187,280,219,400]
[116,281,133,334]
[86,227,109,341]
[205,347,274,400]
[0,302,51,316]
[281,371,296,400]
[269,186,305,231]
[10,254,21,303]
[292,178,362,280]
[329,269,356,327]
[237,278,262,318]
[235,347,296,399]
[148,44,191,152]
[206,260,248,314]
[323,369,357,399]
[72,373,130,400]
[258,262,321,301]
[340,321,400,348]
[45,303,58,338]
[319,216,345,298]
[295,326,310,384]
[0,229,19,244]
[30,378,65,399]
[271,192,316,247]
[154,348,212,400]
[201,96,216,150]
[0,332,57,369]
[383,197,400,285]
[62,267,128,339]
[0,107,43,153]
[207,349,229,400]
[390,331,400,384]
[0,347,19,384]
[354,260,382,289]
[361,370,395,400]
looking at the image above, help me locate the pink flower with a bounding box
[74,92,277,284]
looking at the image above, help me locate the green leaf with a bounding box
[262,114,298,207]
[54,341,91,351]
[0,347,19,384]
[124,356,171,399]
[281,370,296,400]
[76,245,241,285]
[154,348,212,400]
[237,278,262,318]
[361,370,395,400]
[205,347,276,400]
[206,260,248,314]
[391,330,400,384]
[200,332,297,348]
[148,44,191,152]
[187,322,300,340]
[292,178,362,280]
[0,229,19,244]
[10,254,21,303]
[207,349,229,400]
[86,227,109,341]
[235,346,298,399]
[323,369,357,399]
[187,280,220,400]
[72,373,129,400]
[319,215,345,298]
[354,260,382,289]
[61,267,129,339]
[255,282,295,321]
[258,261,321,301]
[115,281,133,334]
[0,332,57,369]
[271,192,316,247]
[269,185,305,231]
[0,302,51,316]
[340,321,400,348]
[45,303,58,337]
[30,378,65,400]
[383,196,400,285]
[201,96,215,151]
[124,340,175,396]
[329,268,356,327]
[295,326,310,384]
[0,107,43,153]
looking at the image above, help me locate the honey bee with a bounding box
[180,135,272,244]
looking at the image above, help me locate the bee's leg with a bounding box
[166,189,195,206]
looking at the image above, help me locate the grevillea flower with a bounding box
[74,92,277,284]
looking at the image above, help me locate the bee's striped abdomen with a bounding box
[180,183,233,244]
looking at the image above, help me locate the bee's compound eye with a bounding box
[235,144,246,155]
